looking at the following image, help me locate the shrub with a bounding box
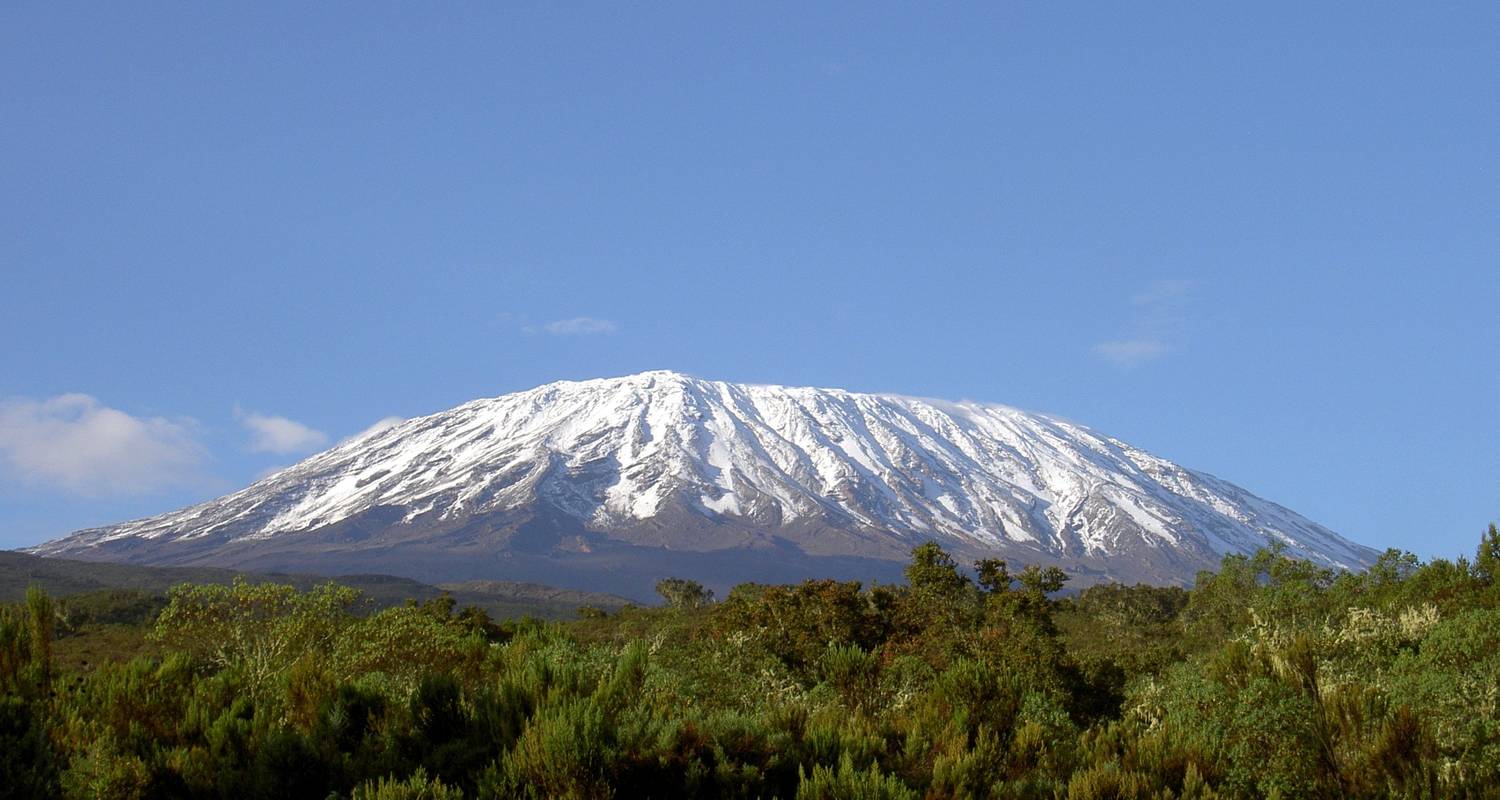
[796,753,916,800]
[352,768,464,800]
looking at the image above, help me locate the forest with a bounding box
[3,526,1498,799]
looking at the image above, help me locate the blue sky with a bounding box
[2,4,1496,560]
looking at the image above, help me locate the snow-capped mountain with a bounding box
[33,371,1377,595]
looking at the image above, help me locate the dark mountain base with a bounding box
[33,522,1231,601]
[42,540,912,603]
[0,550,632,619]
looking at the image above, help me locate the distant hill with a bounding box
[0,550,631,620]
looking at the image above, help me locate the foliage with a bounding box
[152,577,360,697]
[655,577,716,609]
[352,768,464,800]
[796,753,915,799]
[3,524,1500,798]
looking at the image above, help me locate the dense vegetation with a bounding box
[4,525,1499,799]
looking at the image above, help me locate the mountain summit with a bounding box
[33,371,1377,596]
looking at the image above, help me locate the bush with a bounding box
[352,768,464,800]
[796,753,916,800]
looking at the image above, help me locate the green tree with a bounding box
[975,558,1012,594]
[654,577,714,609]
[905,541,970,599]
[1474,522,1500,586]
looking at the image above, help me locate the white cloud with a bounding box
[542,317,619,336]
[0,394,206,495]
[235,407,329,454]
[1094,280,1192,369]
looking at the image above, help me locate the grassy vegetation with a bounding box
[3,524,1499,798]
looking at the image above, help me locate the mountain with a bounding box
[30,371,1377,598]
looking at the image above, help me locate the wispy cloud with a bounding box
[1093,339,1170,368]
[1093,280,1192,369]
[341,416,405,445]
[503,312,621,337]
[0,394,206,495]
[539,317,619,336]
[235,407,329,455]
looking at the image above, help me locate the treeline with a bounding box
[3,526,1499,799]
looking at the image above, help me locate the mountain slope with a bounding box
[32,371,1377,594]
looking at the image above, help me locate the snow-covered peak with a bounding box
[34,371,1378,576]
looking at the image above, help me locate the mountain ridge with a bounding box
[32,371,1378,593]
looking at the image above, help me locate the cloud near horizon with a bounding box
[0,394,207,495]
[236,407,330,455]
